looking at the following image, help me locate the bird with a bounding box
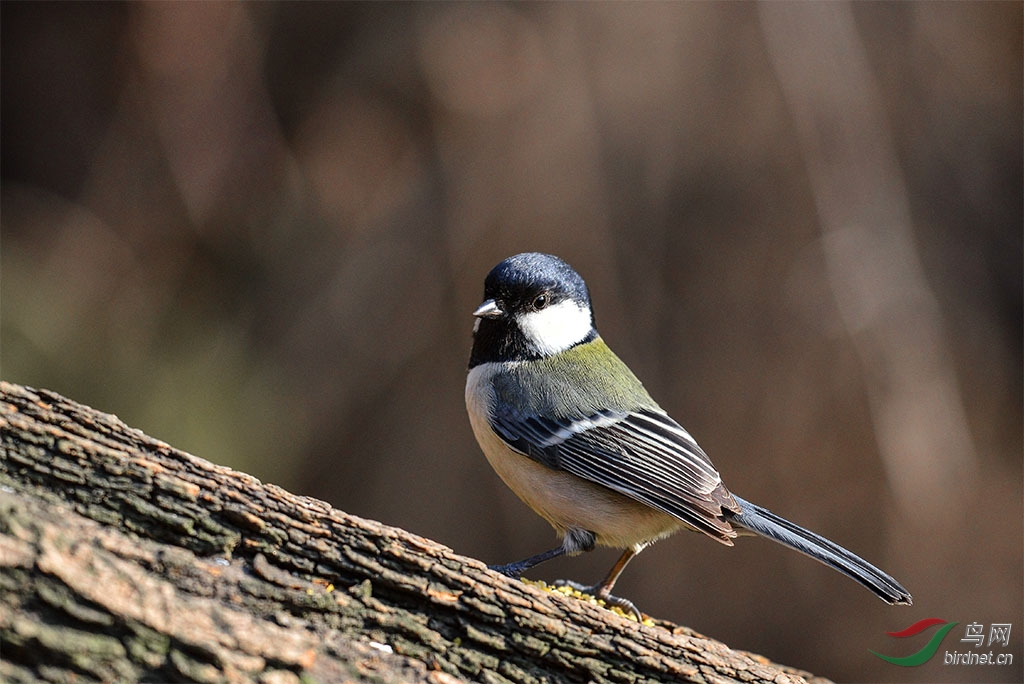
[465,252,912,620]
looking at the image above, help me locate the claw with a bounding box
[488,545,568,580]
[488,562,525,578]
[554,579,644,622]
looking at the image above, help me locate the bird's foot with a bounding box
[488,562,527,578]
[553,579,644,622]
[488,546,568,579]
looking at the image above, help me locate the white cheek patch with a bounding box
[518,300,593,356]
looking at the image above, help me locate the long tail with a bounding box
[728,496,912,605]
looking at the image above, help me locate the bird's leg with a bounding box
[555,548,644,621]
[488,545,567,578]
[489,529,596,577]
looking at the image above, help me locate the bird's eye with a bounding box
[532,294,549,310]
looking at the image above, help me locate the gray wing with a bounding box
[489,407,740,542]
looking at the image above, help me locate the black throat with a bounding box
[468,318,597,368]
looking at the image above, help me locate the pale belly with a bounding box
[466,364,685,550]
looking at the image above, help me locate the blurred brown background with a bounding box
[2,2,1020,682]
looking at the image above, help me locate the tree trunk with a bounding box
[0,381,827,684]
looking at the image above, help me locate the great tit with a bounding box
[466,252,912,620]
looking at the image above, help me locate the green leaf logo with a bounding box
[870,618,959,666]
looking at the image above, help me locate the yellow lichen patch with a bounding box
[310,578,335,593]
[519,579,654,625]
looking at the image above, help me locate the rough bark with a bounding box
[0,381,827,684]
